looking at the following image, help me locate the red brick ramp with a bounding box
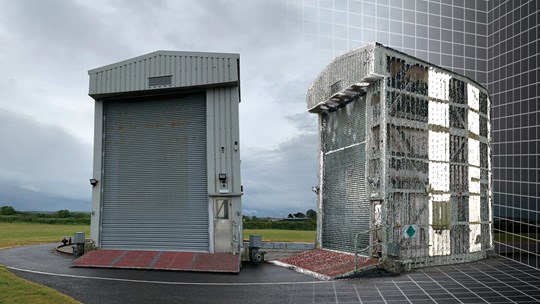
[273,249,379,279]
[72,249,240,273]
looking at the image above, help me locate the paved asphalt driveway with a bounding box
[1,244,540,303]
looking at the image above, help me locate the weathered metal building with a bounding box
[307,43,492,269]
[88,51,242,254]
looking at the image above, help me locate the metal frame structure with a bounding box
[308,43,492,269]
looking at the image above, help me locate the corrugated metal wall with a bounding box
[89,52,239,96]
[206,87,242,196]
[101,93,208,251]
[321,98,369,253]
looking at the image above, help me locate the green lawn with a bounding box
[0,265,79,304]
[0,223,315,248]
[0,223,89,303]
[0,223,90,249]
[243,229,316,243]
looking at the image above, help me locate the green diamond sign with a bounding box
[405,225,417,238]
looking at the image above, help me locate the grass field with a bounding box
[0,223,90,249]
[0,223,315,248]
[3,222,537,247]
[0,223,89,303]
[0,265,79,304]
[243,229,316,243]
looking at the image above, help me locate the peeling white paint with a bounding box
[469,195,481,223]
[429,228,451,256]
[429,163,450,192]
[428,68,451,100]
[429,131,449,161]
[469,166,481,194]
[428,101,449,127]
[468,138,480,167]
[467,83,480,111]
[469,223,482,253]
[468,110,480,135]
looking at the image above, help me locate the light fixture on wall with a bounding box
[89,178,98,187]
[218,173,227,182]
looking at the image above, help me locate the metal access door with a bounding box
[101,94,208,251]
[213,198,232,252]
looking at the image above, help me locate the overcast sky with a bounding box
[0,0,332,217]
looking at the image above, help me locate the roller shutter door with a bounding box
[101,94,208,251]
[321,99,369,253]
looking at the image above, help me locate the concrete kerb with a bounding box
[242,242,315,250]
[56,244,74,256]
[57,241,313,260]
[268,260,331,281]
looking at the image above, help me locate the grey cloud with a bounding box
[241,131,318,217]
[0,111,92,210]
[0,1,132,66]
[0,0,324,216]
[0,183,89,212]
[284,112,318,134]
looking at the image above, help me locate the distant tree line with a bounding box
[0,205,90,225]
[287,209,317,220]
[243,209,317,231]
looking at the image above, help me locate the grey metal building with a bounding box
[88,51,242,253]
[308,43,492,269]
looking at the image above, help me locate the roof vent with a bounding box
[148,75,172,87]
[330,80,342,95]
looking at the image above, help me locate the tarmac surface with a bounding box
[1,244,540,304]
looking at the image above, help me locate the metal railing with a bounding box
[354,229,373,272]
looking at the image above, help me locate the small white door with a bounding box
[372,200,383,257]
[214,198,233,252]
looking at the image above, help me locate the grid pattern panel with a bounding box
[282,257,540,304]
[285,0,488,85]
[489,0,540,270]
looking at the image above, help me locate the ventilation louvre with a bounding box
[148,75,173,87]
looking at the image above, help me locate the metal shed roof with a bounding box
[88,50,240,99]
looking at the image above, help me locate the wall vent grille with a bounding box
[148,75,173,87]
